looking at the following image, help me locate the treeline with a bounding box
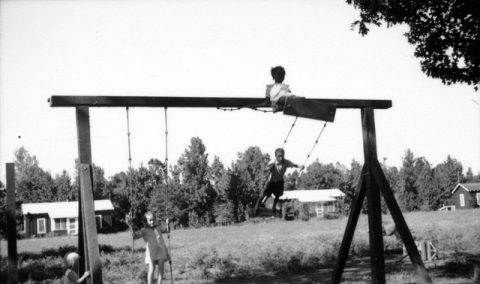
[2,139,478,231]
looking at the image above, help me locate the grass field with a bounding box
[1,209,479,283]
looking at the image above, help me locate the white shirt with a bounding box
[267,83,292,104]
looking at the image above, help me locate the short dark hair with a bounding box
[275,148,285,156]
[271,66,285,83]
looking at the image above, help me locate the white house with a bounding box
[21,199,114,237]
[279,188,345,217]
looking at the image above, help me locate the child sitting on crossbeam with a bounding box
[266,66,295,112]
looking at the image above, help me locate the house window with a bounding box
[37,218,46,234]
[54,218,67,230]
[69,218,77,234]
[476,193,480,206]
[20,218,26,233]
[95,215,102,229]
[459,194,465,207]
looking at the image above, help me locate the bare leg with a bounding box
[147,263,154,284]
[254,182,270,216]
[158,262,165,284]
[272,196,280,215]
[254,194,265,216]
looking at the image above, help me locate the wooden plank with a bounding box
[49,96,392,109]
[79,164,103,283]
[371,160,432,284]
[6,163,18,284]
[332,165,368,284]
[361,109,385,283]
[283,97,337,121]
[75,107,91,278]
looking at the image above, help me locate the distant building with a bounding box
[279,189,345,217]
[21,199,114,238]
[451,183,480,210]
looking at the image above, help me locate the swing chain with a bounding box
[216,106,273,113]
[126,107,133,168]
[300,121,328,172]
[282,116,298,148]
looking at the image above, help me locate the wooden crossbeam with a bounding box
[49,96,392,109]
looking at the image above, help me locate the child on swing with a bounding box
[140,211,171,284]
[266,66,295,112]
[254,148,304,216]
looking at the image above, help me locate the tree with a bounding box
[229,146,271,221]
[412,157,436,211]
[465,167,478,182]
[53,171,74,201]
[208,156,234,224]
[106,171,130,231]
[399,149,420,211]
[433,155,463,208]
[338,159,362,214]
[346,0,480,90]
[14,147,55,203]
[299,161,343,189]
[175,137,217,227]
[209,156,228,197]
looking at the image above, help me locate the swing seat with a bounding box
[282,97,336,122]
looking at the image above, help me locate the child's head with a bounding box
[271,66,285,83]
[65,252,80,269]
[274,148,285,163]
[145,211,155,227]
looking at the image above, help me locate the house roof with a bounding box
[452,183,480,194]
[279,189,345,203]
[21,199,114,219]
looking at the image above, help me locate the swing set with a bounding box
[48,95,432,284]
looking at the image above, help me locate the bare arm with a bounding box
[286,159,304,170]
[77,271,90,283]
[157,221,171,234]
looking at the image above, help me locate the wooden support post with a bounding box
[6,163,18,284]
[79,163,102,283]
[332,165,367,284]
[361,108,385,283]
[371,161,432,284]
[76,107,102,283]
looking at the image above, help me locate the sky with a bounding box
[1,0,479,181]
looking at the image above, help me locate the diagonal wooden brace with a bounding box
[371,161,432,284]
[332,165,368,283]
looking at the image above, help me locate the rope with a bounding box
[125,107,135,261]
[300,121,328,173]
[126,107,133,169]
[163,107,174,283]
[282,116,298,149]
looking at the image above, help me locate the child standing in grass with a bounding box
[254,148,304,216]
[63,252,90,284]
[141,211,171,284]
